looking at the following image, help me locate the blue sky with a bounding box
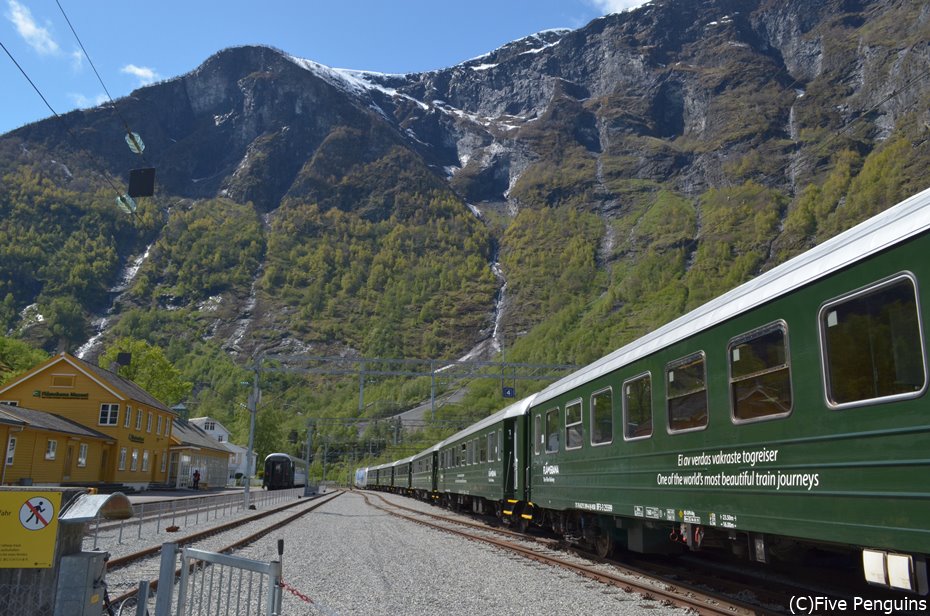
[1,0,649,135]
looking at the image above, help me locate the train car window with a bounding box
[498,429,502,461]
[487,433,496,461]
[545,408,560,453]
[729,322,792,421]
[479,435,487,463]
[623,372,653,440]
[821,274,927,407]
[565,399,583,449]
[667,352,708,432]
[534,414,542,455]
[590,387,614,445]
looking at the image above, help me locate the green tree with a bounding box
[44,296,86,352]
[0,336,48,384]
[237,405,285,464]
[99,338,193,406]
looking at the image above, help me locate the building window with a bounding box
[545,408,560,453]
[160,450,167,472]
[165,422,171,438]
[156,416,163,435]
[45,439,57,460]
[142,450,150,472]
[729,322,792,421]
[124,405,132,427]
[131,449,139,471]
[77,443,88,467]
[217,435,224,442]
[590,388,614,445]
[205,420,215,431]
[821,275,926,407]
[667,352,708,432]
[99,403,120,426]
[118,447,128,470]
[565,399,583,450]
[623,373,653,440]
[5,437,16,465]
[135,408,143,430]
[50,374,75,387]
[147,412,153,433]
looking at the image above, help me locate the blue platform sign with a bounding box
[502,387,516,398]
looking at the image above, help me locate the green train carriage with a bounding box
[436,397,532,516]
[369,462,393,491]
[392,456,413,494]
[523,185,930,593]
[410,444,439,501]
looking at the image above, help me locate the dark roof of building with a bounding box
[66,354,172,413]
[0,403,113,441]
[171,418,235,455]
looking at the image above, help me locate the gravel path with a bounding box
[234,491,684,616]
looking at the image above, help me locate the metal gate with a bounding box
[153,543,283,616]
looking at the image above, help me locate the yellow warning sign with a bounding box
[0,491,61,568]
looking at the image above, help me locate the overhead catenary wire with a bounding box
[54,0,153,170]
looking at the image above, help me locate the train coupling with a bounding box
[670,523,704,551]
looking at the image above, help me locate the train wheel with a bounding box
[593,531,612,559]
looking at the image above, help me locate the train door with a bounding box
[502,419,515,498]
[512,414,531,502]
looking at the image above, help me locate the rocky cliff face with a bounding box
[3,0,929,361]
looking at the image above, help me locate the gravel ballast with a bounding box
[235,491,684,616]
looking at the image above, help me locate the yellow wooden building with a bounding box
[0,353,178,489]
[0,403,112,486]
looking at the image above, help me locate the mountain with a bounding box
[2,0,929,376]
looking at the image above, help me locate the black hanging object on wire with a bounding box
[128,167,156,198]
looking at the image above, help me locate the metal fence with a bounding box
[86,488,303,550]
[0,582,50,615]
[153,543,282,616]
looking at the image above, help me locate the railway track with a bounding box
[364,492,780,616]
[105,490,343,607]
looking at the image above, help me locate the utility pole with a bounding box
[304,420,313,491]
[322,438,328,484]
[243,358,260,510]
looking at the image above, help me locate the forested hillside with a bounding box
[2,0,930,471]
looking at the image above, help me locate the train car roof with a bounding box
[393,455,415,466]
[534,184,930,406]
[411,442,441,460]
[264,452,297,460]
[436,394,537,449]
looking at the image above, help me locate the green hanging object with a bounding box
[116,194,137,215]
[125,131,145,155]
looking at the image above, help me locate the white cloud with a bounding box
[121,64,160,86]
[70,49,84,71]
[587,0,652,14]
[6,0,59,55]
[69,92,109,109]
